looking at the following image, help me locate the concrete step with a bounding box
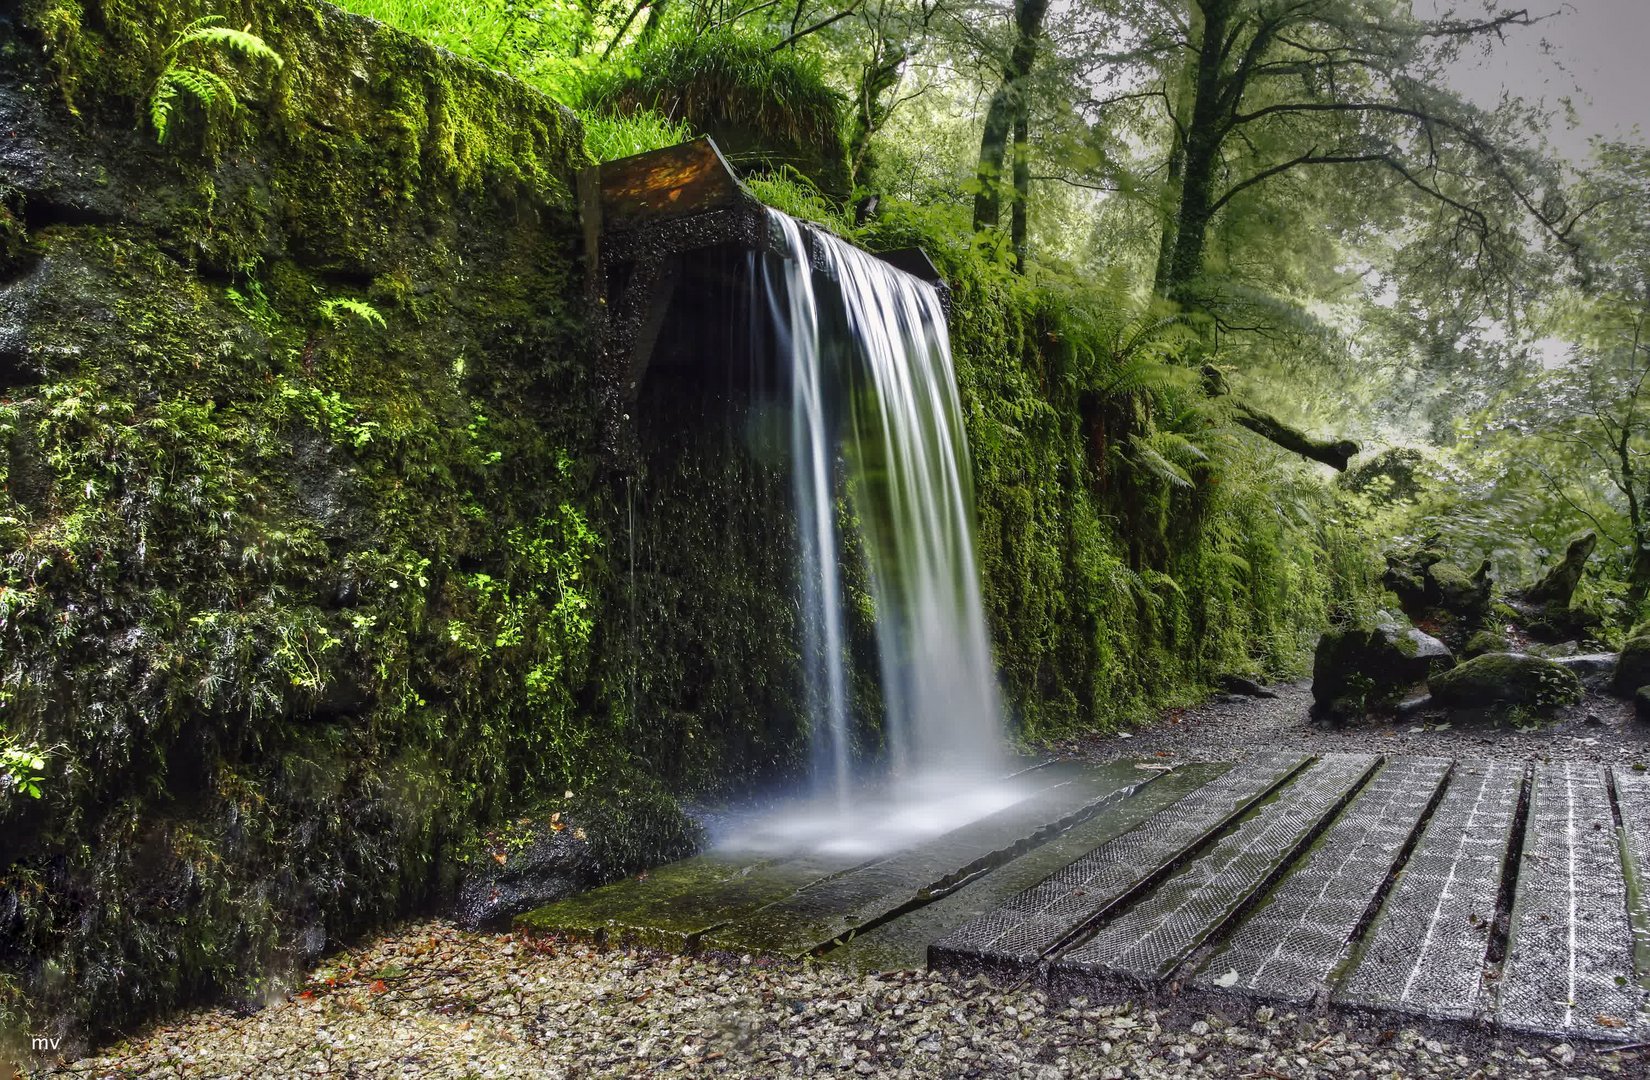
[824,764,1232,972]
[700,760,1156,957]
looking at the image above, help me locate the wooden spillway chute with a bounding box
[579,136,945,469]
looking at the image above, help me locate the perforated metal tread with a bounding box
[828,764,1233,972]
[1192,757,1452,1003]
[927,752,1310,974]
[701,761,1152,956]
[1054,754,1378,987]
[1614,768,1650,990]
[1336,760,1525,1022]
[1496,763,1644,1040]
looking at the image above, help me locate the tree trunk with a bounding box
[1201,365,1359,470]
[972,0,1049,234]
[1010,111,1030,267]
[1630,538,1650,614]
[848,44,907,188]
[1162,0,1232,305]
[1151,13,1200,295]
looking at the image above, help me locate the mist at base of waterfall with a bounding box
[710,769,1035,860]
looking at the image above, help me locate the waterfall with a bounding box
[762,208,1006,814]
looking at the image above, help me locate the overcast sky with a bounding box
[1429,0,1648,162]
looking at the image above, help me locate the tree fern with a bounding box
[149,16,283,144]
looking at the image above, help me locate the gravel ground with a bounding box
[30,687,1650,1079]
[1058,681,1650,768]
[37,921,1645,1079]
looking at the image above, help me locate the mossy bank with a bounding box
[0,0,1375,1057]
[0,0,645,1052]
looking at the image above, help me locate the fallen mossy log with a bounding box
[1202,366,1359,471]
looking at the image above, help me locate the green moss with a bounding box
[0,0,604,1046]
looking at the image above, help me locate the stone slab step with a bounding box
[927,752,1311,976]
[1192,756,1452,1004]
[1335,760,1526,1022]
[1053,753,1378,988]
[700,761,1158,956]
[1496,763,1643,1040]
[827,764,1233,972]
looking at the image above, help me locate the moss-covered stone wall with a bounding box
[0,0,656,1050]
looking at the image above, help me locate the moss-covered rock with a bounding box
[1430,652,1583,712]
[0,0,645,1051]
[1311,621,1452,717]
[1612,635,1650,698]
[1463,629,1510,658]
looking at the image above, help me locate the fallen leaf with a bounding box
[370,979,387,994]
[573,827,587,841]
[1597,1014,1627,1028]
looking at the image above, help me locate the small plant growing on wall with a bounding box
[148,15,283,144]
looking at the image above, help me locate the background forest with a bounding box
[334,0,1649,622]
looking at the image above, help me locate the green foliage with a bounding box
[578,29,846,185]
[319,297,387,330]
[579,108,693,163]
[148,16,282,144]
[745,167,850,232]
[0,739,48,799]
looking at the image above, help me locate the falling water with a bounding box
[765,211,853,811]
[750,208,1007,844]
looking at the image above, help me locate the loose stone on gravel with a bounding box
[41,921,1642,1078]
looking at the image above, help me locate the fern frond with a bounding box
[177,25,284,69]
[148,15,281,144]
[320,298,387,329]
[1146,431,1209,467]
[1100,355,1197,400]
[1130,440,1195,489]
[151,66,236,143]
[1208,550,1252,579]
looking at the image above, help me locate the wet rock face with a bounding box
[1311,622,1453,718]
[1429,652,1584,713]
